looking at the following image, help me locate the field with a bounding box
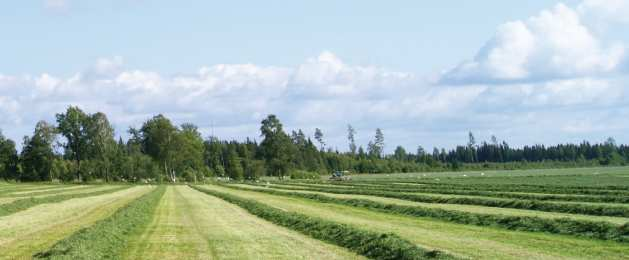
[1,167,628,259]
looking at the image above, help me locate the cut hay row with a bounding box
[0,186,120,206]
[0,185,68,196]
[34,186,165,259]
[5,185,91,197]
[0,185,132,217]
[347,180,629,196]
[122,186,364,259]
[192,185,454,260]
[279,182,629,204]
[233,184,629,225]
[198,184,629,260]
[254,183,629,217]
[226,184,629,241]
[0,186,154,259]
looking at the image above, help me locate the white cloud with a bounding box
[440,3,625,84]
[2,50,629,152]
[578,0,629,24]
[44,0,69,12]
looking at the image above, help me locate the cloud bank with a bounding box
[3,0,629,152]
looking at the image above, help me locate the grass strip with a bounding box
[33,186,165,259]
[0,185,68,196]
[280,182,629,203]
[251,183,629,218]
[349,181,629,196]
[191,185,458,260]
[227,184,629,242]
[0,186,131,217]
[5,185,95,198]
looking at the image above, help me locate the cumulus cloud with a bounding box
[44,0,69,12]
[2,50,629,151]
[578,0,629,24]
[440,3,626,84]
[0,52,433,148]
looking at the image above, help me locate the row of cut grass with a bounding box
[347,180,629,196]
[0,186,154,259]
[254,183,629,217]
[122,186,365,259]
[234,184,629,225]
[4,185,90,197]
[0,184,68,196]
[227,184,629,242]
[281,182,629,204]
[34,186,166,259]
[0,185,131,217]
[191,185,455,260]
[200,184,629,259]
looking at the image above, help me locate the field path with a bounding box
[0,186,153,259]
[122,186,363,260]
[204,184,629,260]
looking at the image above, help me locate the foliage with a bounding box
[5,106,629,183]
[20,121,57,181]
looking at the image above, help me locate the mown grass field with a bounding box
[1,166,628,259]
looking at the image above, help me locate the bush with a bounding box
[289,170,320,180]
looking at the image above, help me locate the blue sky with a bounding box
[1,0,628,152]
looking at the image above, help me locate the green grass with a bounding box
[0,186,154,259]
[192,185,455,260]
[244,182,629,217]
[123,186,364,259]
[201,184,629,260]
[272,182,629,203]
[0,185,131,217]
[226,184,629,241]
[0,184,69,197]
[348,166,629,187]
[33,186,165,259]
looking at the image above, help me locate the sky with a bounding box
[1,0,629,153]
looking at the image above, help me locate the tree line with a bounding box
[0,106,627,182]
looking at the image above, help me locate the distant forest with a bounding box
[0,106,626,182]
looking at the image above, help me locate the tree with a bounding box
[0,131,18,180]
[225,145,244,180]
[314,128,325,151]
[368,128,385,158]
[394,146,407,161]
[86,112,116,181]
[21,121,57,181]
[204,136,225,177]
[56,106,89,181]
[138,114,179,182]
[467,131,477,162]
[468,131,476,148]
[347,125,357,155]
[175,123,205,177]
[259,115,294,178]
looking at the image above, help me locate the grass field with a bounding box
[0,166,628,259]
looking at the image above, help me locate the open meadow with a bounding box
[1,166,628,259]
